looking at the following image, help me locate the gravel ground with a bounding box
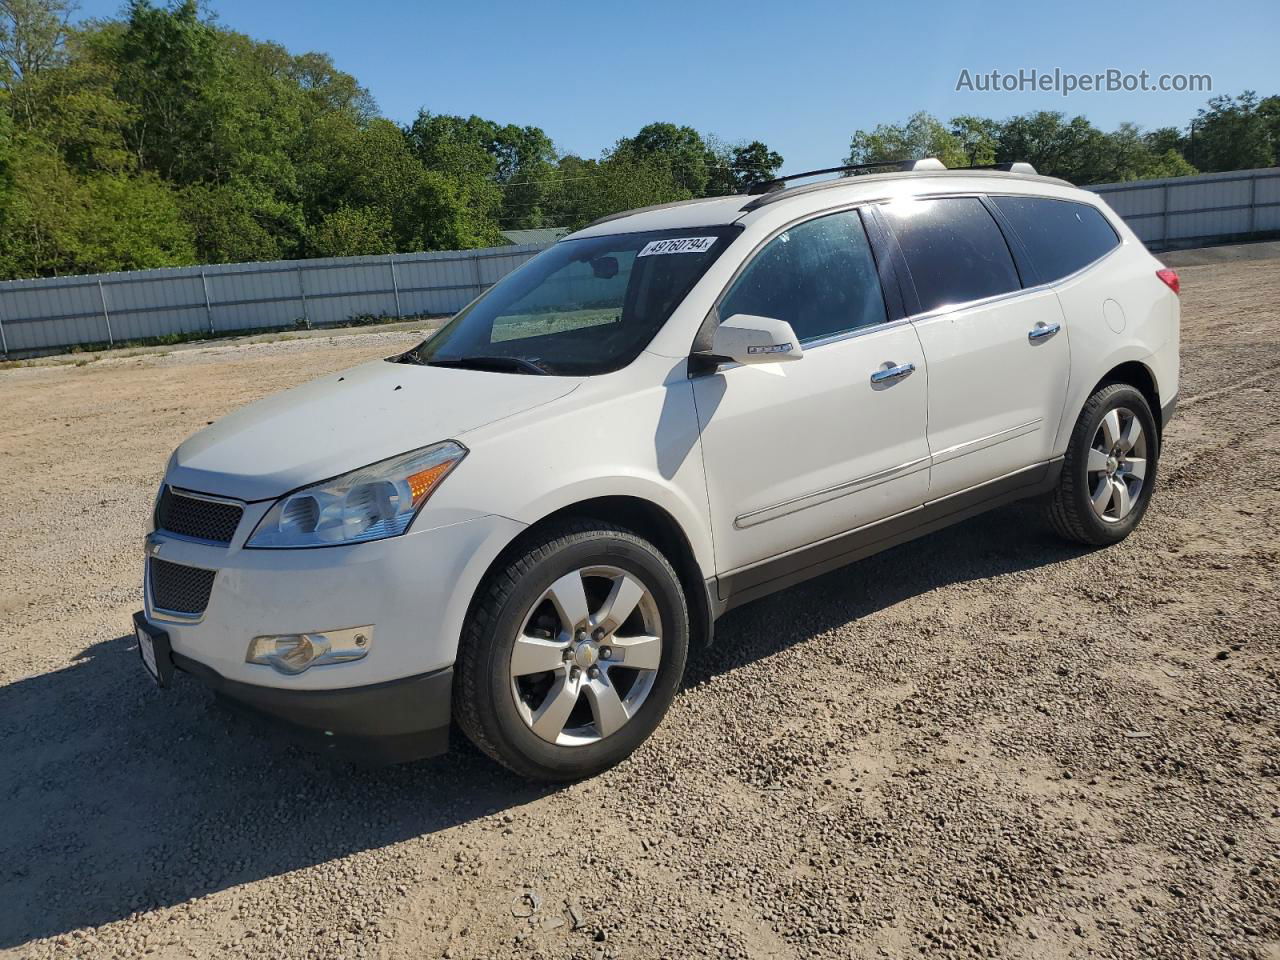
[0,256,1277,960]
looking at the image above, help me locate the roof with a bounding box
[500,227,570,246]
[565,169,1080,241]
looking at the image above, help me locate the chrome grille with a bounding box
[149,558,217,617]
[155,487,242,544]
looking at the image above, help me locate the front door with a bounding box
[692,208,931,595]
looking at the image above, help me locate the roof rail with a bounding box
[955,161,1039,175]
[739,158,1053,212]
[745,158,930,196]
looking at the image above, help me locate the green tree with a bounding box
[179,179,297,263]
[0,0,75,82]
[995,111,1109,183]
[846,111,968,169]
[949,115,1000,166]
[1261,96,1280,166]
[308,204,393,258]
[545,153,689,231]
[705,139,784,194]
[0,0,76,130]
[1189,92,1275,172]
[1100,123,1195,182]
[612,122,715,196]
[405,110,552,229]
[73,170,193,271]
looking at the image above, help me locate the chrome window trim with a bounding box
[793,315,916,351]
[734,456,931,529]
[901,238,1124,324]
[704,188,1124,354]
[874,193,1124,324]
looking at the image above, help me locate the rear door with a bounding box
[692,208,931,593]
[876,196,1070,498]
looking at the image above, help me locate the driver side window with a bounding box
[720,210,887,343]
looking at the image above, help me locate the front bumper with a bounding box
[177,647,454,763]
[137,505,526,761]
[144,510,525,690]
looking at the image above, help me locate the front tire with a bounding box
[453,520,689,781]
[1046,382,1159,546]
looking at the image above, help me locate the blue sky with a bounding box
[78,0,1279,172]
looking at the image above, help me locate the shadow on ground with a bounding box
[0,501,1086,947]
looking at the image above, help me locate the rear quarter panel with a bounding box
[1050,227,1180,452]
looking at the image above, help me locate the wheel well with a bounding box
[1097,361,1161,431]
[481,497,715,649]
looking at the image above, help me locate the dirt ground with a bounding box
[0,253,1276,960]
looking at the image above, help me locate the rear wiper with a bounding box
[424,355,550,375]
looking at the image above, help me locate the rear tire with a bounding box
[1046,382,1159,546]
[453,519,689,781]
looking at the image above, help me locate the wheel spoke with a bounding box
[1087,447,1111,473]
[594,573,646,633]
[545,570,590,629]
[1124,457,1147,481]
[1091,477,1113,518]
[583,679,629,738]
[1120,416,1143,454]
[1112,477,1133,518]
[1100,409,1122,450]
[511,635,567,677]
[530,672,580,741]
[608,634,662,670]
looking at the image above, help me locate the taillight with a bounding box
[1156,268,1180,296]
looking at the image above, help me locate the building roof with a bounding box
[500,227,570,247]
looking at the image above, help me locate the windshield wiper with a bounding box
[423,355,550,375]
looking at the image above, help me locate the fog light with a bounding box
[246,626,372,675]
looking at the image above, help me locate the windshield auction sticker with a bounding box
[637,237,718,257]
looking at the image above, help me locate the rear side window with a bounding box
[990,196,1120,283]
[720,210,887,343]
[878,197,1021,314]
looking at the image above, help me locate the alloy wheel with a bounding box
[509,565,663,746]
[1087,406,1148,523]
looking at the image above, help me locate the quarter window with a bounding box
[990,196,1120,283]
[878,196,1022,314]
[719,210,888,343]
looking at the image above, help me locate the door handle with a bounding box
[870,362,915,384]
[1028,322,1061,341]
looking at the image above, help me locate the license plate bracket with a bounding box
[133,612,174,687]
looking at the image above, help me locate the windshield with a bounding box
[397,226,740,376]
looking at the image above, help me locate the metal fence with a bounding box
[0,243,551,356]
[1085,166,1280,250]
[4,166,1280,356]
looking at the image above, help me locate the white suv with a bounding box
[134,160,1180,781]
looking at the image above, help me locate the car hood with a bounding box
[166,358,581,501]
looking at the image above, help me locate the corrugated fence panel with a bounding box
[0,242,550,355]
[104,274,209,342]
[1256,174,1280,232]
[1087,167,1280,249]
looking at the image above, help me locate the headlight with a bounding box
[246,441,467,548]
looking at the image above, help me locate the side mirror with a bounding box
[699,314,804,366]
